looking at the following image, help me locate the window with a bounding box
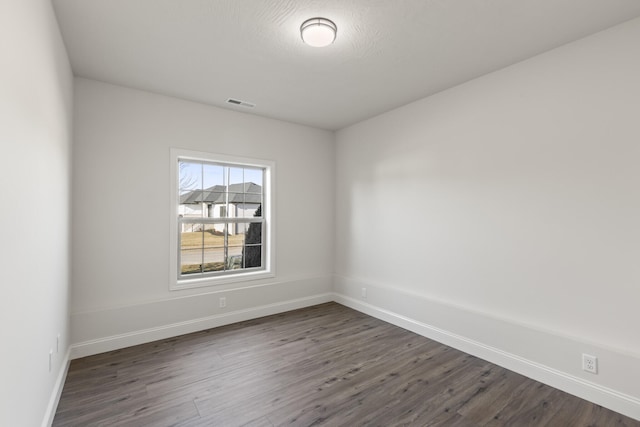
[170,149,274,290]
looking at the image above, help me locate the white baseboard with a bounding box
[71,293,332,359]
[333,291,640,422]
[42,348,71,427]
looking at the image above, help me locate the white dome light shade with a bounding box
[300,18,337,47]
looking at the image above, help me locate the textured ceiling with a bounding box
[52,0,640,130]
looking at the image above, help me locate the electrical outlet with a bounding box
[219,297,226,308]
[582,354,598,374]
[361,287,367,299]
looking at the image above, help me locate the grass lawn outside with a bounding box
[181,231,245,248]
[182,262,225,274]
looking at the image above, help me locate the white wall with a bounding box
[71,79,335,354]
[335,16,640,419]
[0,1,73,426]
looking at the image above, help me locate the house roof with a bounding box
[180,182,262,205]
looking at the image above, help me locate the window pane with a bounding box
[203,223,225,242]
[180,188,202,204]
[180,225,203,275]
[244,168,263,192]
[202,191,224,206]
[203,198,225,218]
[227,246,243,270]
[203,224,224,272]
[228,223,245,246]
[241,202,262,218]
[217,205,227,218]
[236,221,262,269]
[179,161,202,192]
[180,202,203,218]
[203,163,224,190]
[244,221,262,245]
[179,161,203,218]
[243,245,262,269]
[180,222,202,233]
[227,193,244,218]
[228,167,244,190]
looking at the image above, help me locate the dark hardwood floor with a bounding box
[53,303,639,426]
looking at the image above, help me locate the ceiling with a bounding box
[52,0,640,130]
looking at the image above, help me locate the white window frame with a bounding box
[169,148,275,290]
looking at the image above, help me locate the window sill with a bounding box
[170,270,275,291]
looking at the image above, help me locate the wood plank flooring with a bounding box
[53,303,639,426]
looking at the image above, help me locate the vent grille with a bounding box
[226,98,255,108]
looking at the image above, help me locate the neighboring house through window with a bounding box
[170,149,275,290]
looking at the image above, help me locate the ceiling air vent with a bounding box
[226,98,255,108]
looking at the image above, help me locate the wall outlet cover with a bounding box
[582,353,598,374]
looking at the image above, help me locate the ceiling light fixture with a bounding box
[300,17,337,47]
